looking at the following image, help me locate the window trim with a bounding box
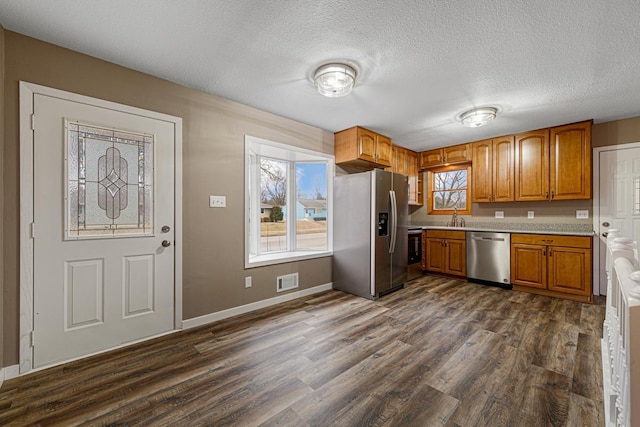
[244,135,334,268]
[426,164,472,215]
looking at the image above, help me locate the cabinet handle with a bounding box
[549,248,553,256]
[443,154,447,163]
[545,191,549,199]
[551,191,555,200]
[543,248,546,256]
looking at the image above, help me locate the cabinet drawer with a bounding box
[511,233,591,248]
[425,230,466,240]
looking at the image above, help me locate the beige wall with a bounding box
[593,116,640,147]
[0,24,5,369]
[2,32,333,367]
[410,187,592,225]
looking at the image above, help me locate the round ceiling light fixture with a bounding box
[459,107,498,127]
[313,63,357,98]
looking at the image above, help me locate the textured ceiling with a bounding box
[1,0,640,151]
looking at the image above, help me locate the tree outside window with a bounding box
[427,164,471,215]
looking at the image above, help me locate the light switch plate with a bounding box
[495,211,504,219]
[210,195,226,208]
[576,210,589,219]
[528,211,535,219]
[245,276,252,288]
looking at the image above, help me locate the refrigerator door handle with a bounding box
[389,190,398,254]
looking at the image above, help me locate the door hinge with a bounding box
[30,222,35,239]
[30,114,35,131]
[30,330,35,347]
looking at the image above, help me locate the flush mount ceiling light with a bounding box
[459,107,498,127]
[313,63,357,97]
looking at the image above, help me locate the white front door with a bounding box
[30,92,176,368]
[596,143,640,294]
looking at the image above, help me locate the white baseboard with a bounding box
[0,364,20,388]
[183,282,333,329]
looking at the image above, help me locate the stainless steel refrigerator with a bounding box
[333,169,408,300]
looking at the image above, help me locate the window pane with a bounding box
[434,170,467,191]
[260,158,287,253]
[434,190,467,210]
[295,163,327,251]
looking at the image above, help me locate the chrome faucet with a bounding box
[449,208,465,227]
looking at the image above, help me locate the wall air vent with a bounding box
[276,273,299,292]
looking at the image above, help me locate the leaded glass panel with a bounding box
[66,121,154,239]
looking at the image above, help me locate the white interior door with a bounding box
[31,93,176,368]
[596,144,640,294]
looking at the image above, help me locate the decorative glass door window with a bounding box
[65,121,154,239]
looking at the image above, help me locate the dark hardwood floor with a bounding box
[0,275,606,426]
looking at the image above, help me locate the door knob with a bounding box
[161,240,171,247]
[602,232,608,238]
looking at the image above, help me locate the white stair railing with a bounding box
[603,230,640,427]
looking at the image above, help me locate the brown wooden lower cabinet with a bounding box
[422,230,466,277]
[511,233,592,303]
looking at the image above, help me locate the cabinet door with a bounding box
[548,246,591,296]
[550,121,591,200]
[493,136,515,202]
[420,149,444,169]
[444,144,472,164]
[471,140,493,203]
[511,243,546,289]
[357,128,378,163]
[445,239,466,276]
[515,130,549,201]
[425,238,445,273]
[376,134,393,167]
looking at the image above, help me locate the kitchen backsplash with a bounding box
[410,198,593,230]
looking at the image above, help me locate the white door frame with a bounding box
[593,141,640,295]
[19,81,183,374]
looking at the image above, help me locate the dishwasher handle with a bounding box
[471,236,506,242]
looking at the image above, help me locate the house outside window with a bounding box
[245,135,334,267]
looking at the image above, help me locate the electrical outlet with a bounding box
[495,211,504,219]
[245,276,252,288]
[576,210,589,219]
[528,211,534,219]
[209,195,226,208]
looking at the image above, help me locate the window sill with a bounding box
[246,250,332,269]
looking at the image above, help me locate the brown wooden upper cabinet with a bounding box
[471,136,515,203]
[419,143,471,170]
[386,145,423,206]
[514,120,591,201]
[514,129,550,201]
[550,121,592,200]
[335,126,392,169]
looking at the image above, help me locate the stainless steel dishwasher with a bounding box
[466,231,511,288]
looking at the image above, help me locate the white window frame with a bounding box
[244,135,334,268]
